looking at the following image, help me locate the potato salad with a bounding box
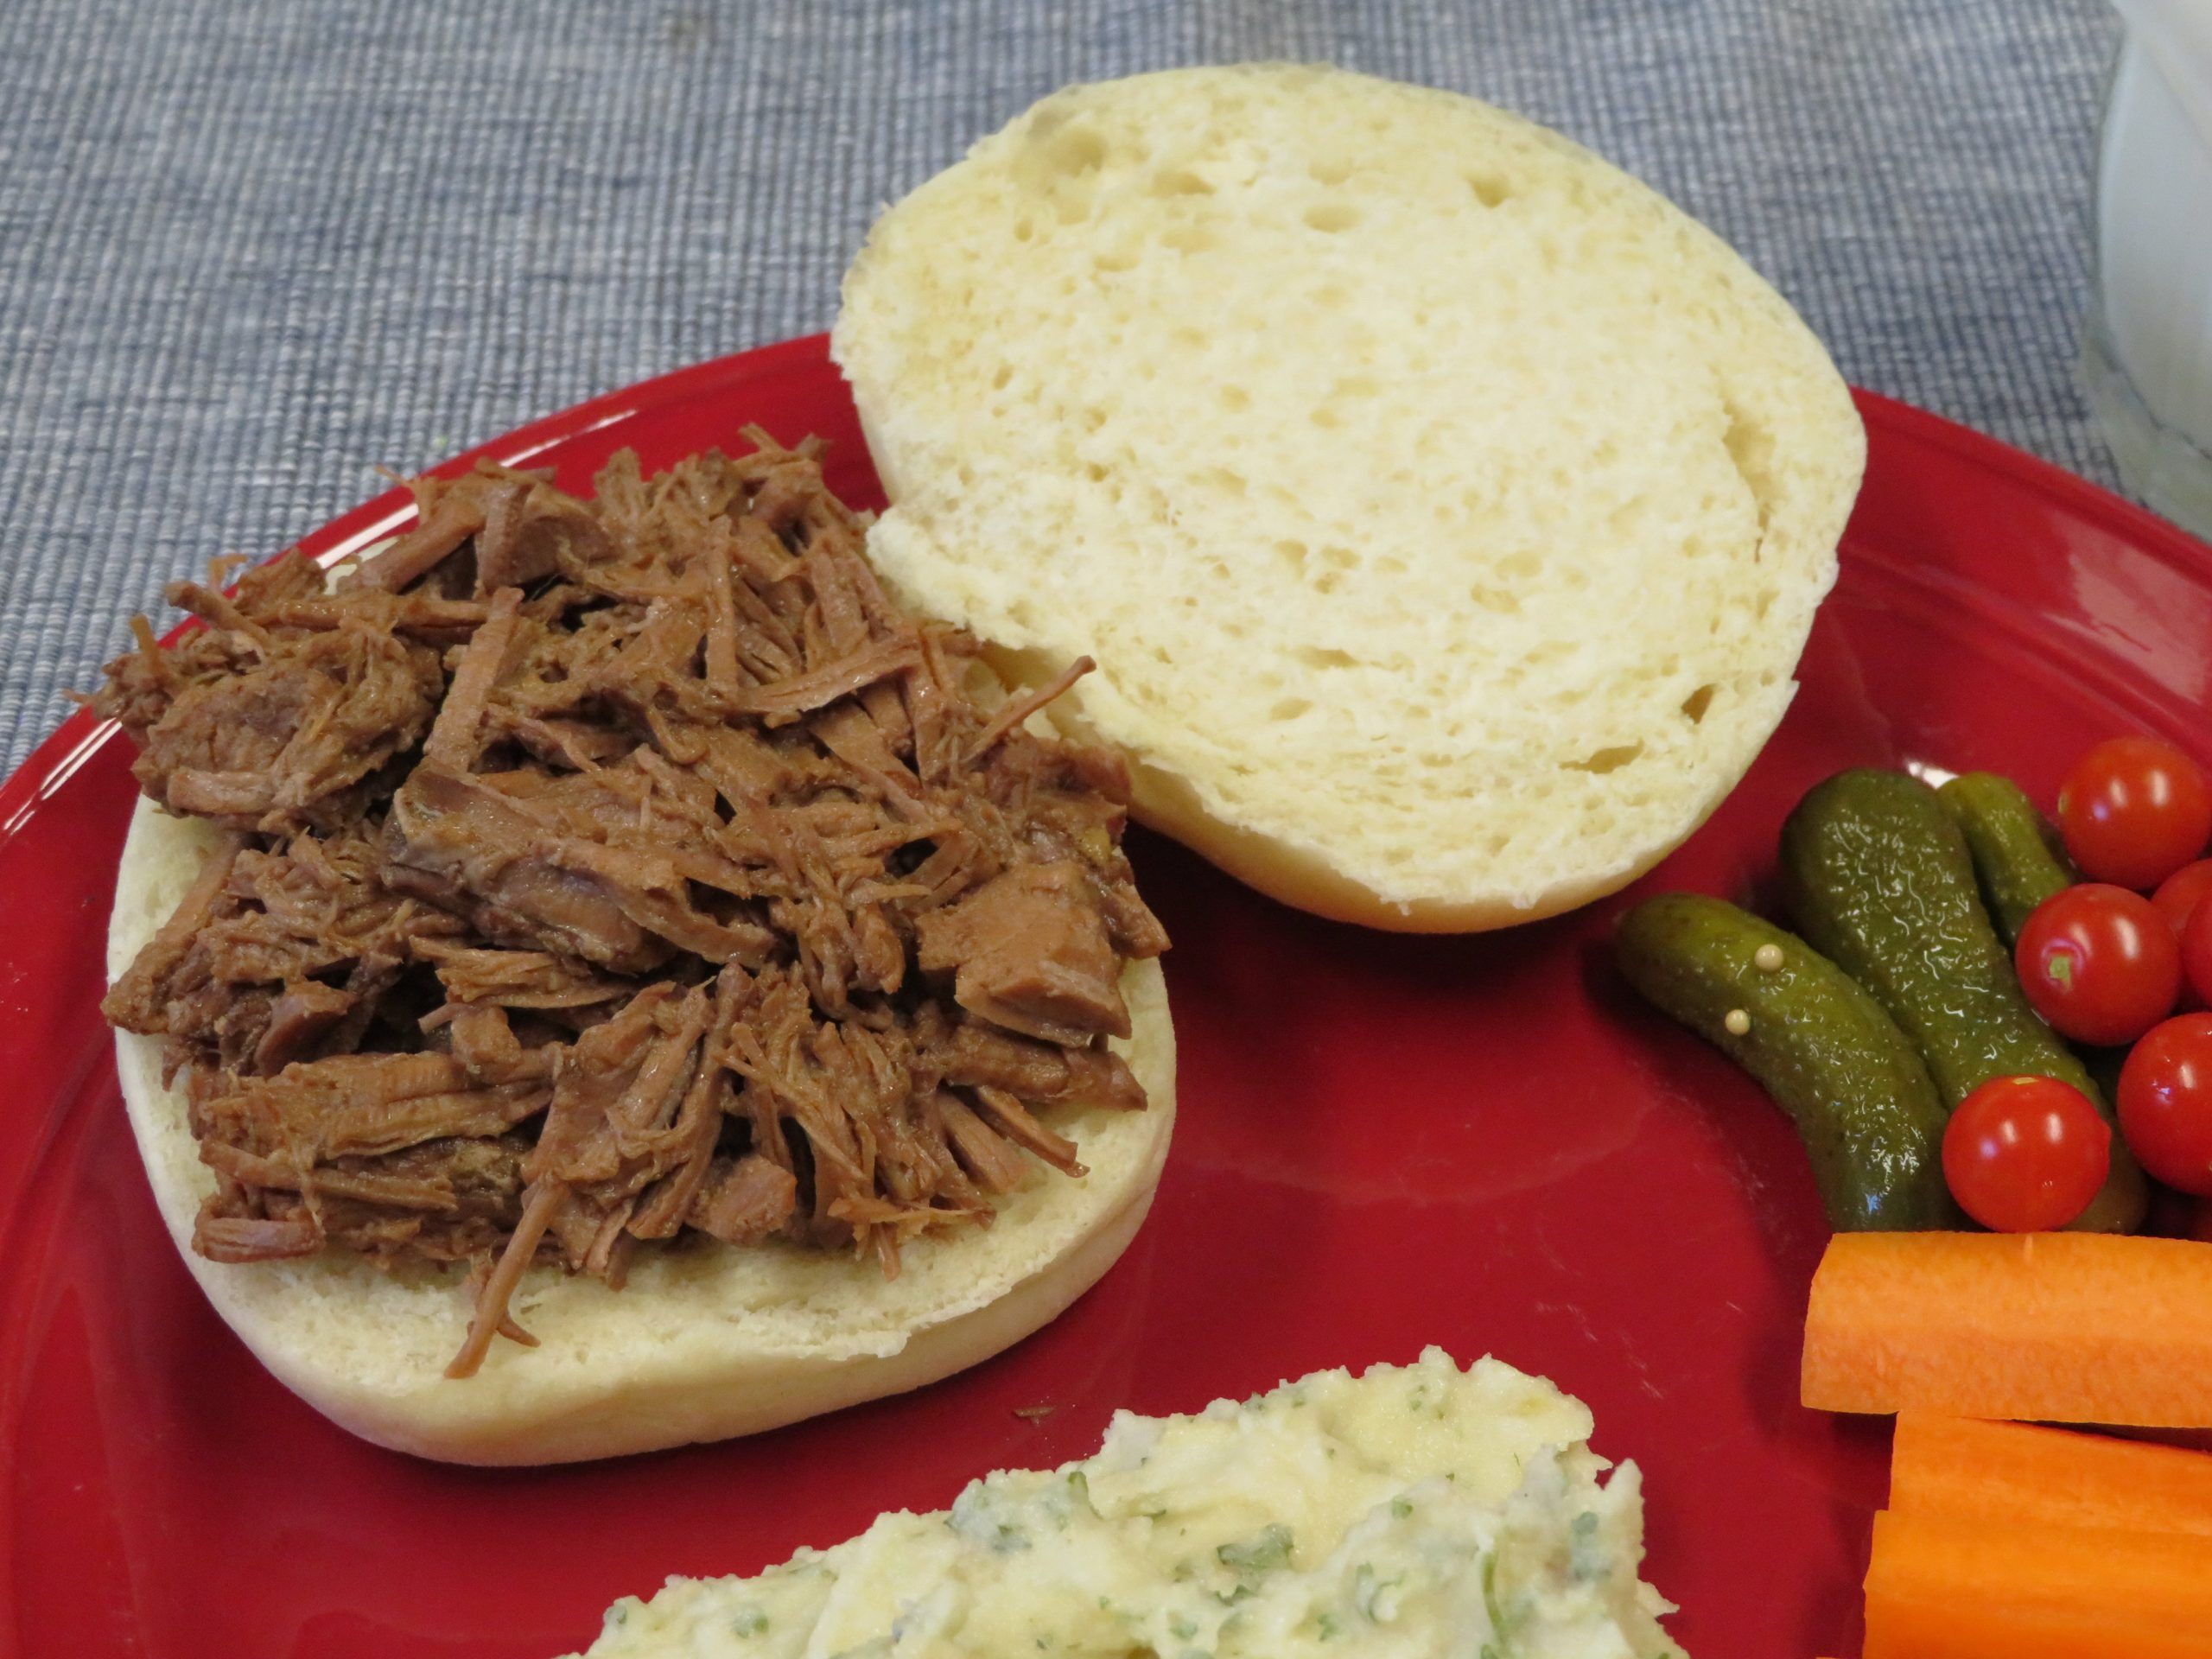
[569,1348,1686,1659]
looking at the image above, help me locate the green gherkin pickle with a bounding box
[1780,767,2147,1233]
[1937,771,2078,944]
[1614,893,1958,1230]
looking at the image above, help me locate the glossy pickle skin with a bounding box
[1780,768,2147,1232]
[1614,893,1960,1230]
[1937,771,2076,944]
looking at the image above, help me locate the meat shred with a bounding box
[94,434,1167,1376]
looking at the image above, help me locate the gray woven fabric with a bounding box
[0,0,2123,778]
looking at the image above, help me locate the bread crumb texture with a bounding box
[836,64,1864,926]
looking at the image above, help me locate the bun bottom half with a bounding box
[109,798,1178,1465]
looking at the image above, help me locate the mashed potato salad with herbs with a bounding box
[571,1347,1686,1658]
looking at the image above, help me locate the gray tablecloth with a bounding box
[0,0,2124,778]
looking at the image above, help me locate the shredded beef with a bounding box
[100,554,446,835]
[916,861,1131,1045]
[95,431,1166,1376]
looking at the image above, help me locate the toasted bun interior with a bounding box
[109,798,1177,1466]
[834,63,1866,931]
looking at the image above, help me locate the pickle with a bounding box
[1937,771,2076,944]
[1615,893,1958,1230]
[1780,768,2147,1231]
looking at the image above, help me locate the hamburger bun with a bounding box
[109,798,1177,1467]
[834,63,1866,931]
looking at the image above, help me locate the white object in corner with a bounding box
[2085,2,2212,537]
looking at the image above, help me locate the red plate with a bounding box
[3,336,2208,1659]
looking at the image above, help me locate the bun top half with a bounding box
[835,63,1866,931]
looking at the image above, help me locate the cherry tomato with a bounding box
[2015,883,2183,1046]
[2057,736,2212,890]
[2117,1014,2212,1196]
[2152,860,2212,1011]
[2183,899,2212,1013]
[1942,1075,2112,1232]
[2153,859,2212,935]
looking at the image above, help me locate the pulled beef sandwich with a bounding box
[95,433,1174,1466]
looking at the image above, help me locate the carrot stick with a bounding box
[1893,1412,2212,1537]
[1863,1508,2212,1659]
[1802,1231,2212,1426]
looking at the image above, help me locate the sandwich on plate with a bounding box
[98,434,1176,1465]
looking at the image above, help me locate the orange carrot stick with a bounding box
[1893,1412,2212,1537]
[1802,1231,2212,1426]
[1863,1508,2212,1659]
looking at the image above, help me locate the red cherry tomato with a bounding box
[2014,883,2183,1046]
[2153,859,2212,935]
[2057,737,2212,890]
[1942,1075,2112,1232]
[2183,898,2212,1013]
[2117,1014,2212,1196]
[2152,860,2212,1011]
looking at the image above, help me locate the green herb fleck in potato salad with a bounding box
[568,1348,1686,1659]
